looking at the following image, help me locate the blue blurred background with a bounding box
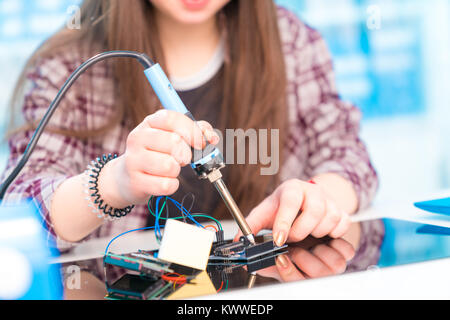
[0,0,449,205]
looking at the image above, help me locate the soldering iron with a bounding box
[0,51,256,245]
[144,62,255,245]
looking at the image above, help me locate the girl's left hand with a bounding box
[235,179,352,246]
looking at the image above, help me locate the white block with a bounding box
[157,219,215,271]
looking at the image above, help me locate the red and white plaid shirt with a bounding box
[2,7,378,252]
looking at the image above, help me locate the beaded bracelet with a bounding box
[84,154,134,221]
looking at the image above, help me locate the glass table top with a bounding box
[60,218,450,300]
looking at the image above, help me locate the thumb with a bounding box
[233,194,278,242]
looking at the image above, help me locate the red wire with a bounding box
[204,224,218,232]
[162,272,187,285]
[216,281,224,293]
[163,272,183,277]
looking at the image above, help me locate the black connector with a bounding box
[215,230,224,243]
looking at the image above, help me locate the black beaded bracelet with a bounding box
[84,154,134,220]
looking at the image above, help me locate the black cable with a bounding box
[0,51,154,200]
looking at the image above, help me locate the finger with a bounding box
[310,199,341,238]
[197,121,220,145]
[329,212,351,238]
[272,184,305,246]
[311,244,347,274]
[234,193,278,242]
[135,128,192,165]
[135,149,181,178]
[275,254,305,282]
[288,185,326,242]
[144,110,206,150]
[328,238,356,261]
[132,172,179,198]
[290,247,333,278]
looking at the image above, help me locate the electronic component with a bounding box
[208,247,288,271]
[103,252,172,279]
[157,219,215,271]
[104,249,202,300]
[213,240,246,257]
[215,229,225,244]
[209,234,287,262]
[106,274,171,300]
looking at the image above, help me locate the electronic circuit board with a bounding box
[103,250,200,300]
[103,233,288,300]
[209,233,288,262]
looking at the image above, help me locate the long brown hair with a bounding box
[9,0,287,219]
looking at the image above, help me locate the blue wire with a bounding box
[154,195,203,241]
[155,196,162,241]
[105,195,219,255]
[152,195,205,230]
[104,226,156,255]
[166,197,204,228]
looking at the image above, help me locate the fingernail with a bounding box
[210,133,220,144]
[203,129,212,140]
[206,130,219,144]
[274,231,286,247]
[276,255,289,269]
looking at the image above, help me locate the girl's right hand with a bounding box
[99,109,219,208]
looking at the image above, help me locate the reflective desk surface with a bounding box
[59,199,450,299]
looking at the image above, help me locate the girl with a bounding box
[3,0,377,251]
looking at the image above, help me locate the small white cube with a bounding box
[158,219,215,271]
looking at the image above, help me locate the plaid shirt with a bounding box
[2,7,379,251]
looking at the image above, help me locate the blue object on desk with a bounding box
[0,201,62,300]
[416,224,450,236]
[414,197,450,216]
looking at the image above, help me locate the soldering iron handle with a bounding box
[144,63,190,115]
[143,63,215,161]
